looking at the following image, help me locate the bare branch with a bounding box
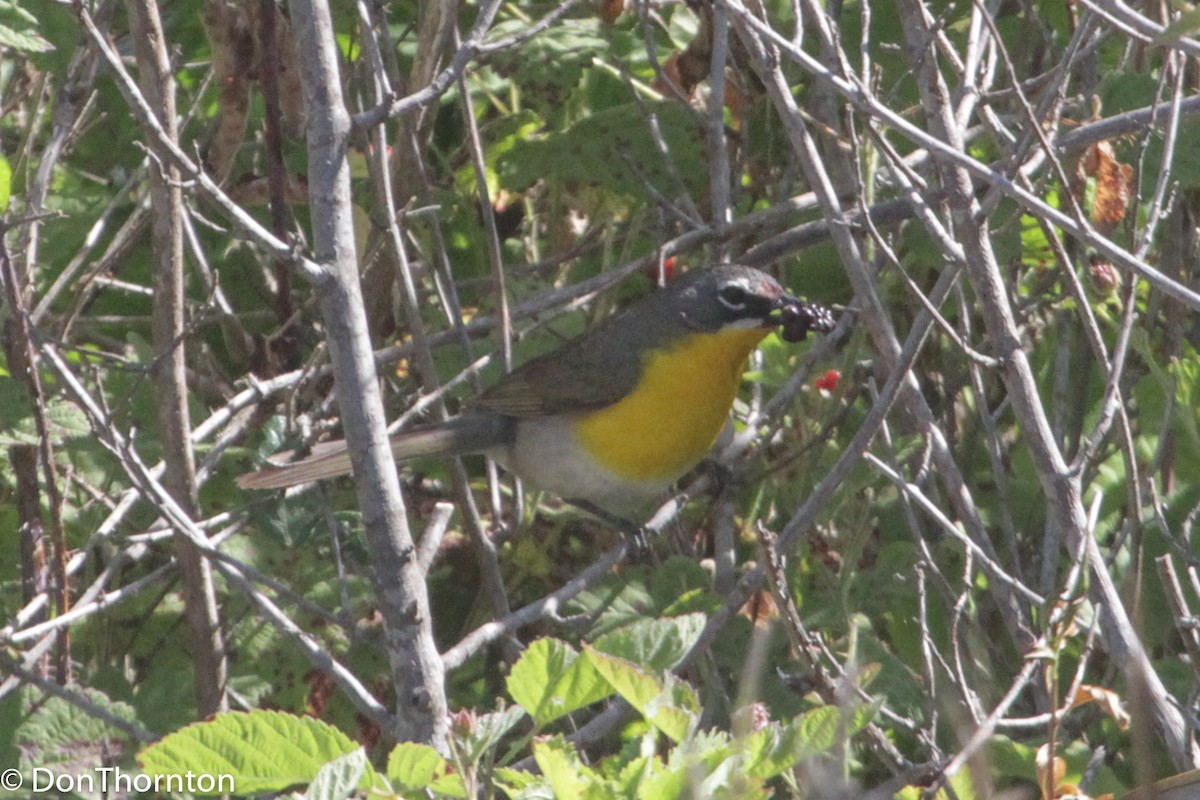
[126,0,227,717]
[288,0,448,747]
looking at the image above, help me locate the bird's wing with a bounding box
[473,333,644,417]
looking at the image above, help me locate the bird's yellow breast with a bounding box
[571,326,770,482]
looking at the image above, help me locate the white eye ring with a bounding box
[718,281,749,310]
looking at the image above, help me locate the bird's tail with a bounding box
[236,413,513,490]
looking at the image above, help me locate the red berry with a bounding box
[815,369,840,394]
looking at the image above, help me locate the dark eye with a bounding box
[717,282,749,309]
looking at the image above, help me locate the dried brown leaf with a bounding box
[1072,684,1131,729]
[1085,141,1134,235]
[600,0,625,24]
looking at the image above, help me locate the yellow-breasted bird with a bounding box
[238,265,833,528]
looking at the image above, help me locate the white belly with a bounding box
[488,416,678,517]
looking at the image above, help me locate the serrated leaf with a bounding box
[583,647,697,743]
[507,639,613,726]
[638,759,688,800]
[532,736,599,798]
[498,101,706,203]
[454,704,526,766]
[0,427,39,447]
[486,18,606,99]
[386,742,447,791]
[641,731,730,800]
[0,0,53,54]
[300,749,367,800]
[801,705,847,757]
[614,755,654,796]
[45,397,91,439]
[15,686,140,777]
[592,613,706,672]
[138,710,364,796]
[697,754,763,798]
[0,0,36,25]
[848,699,881,736]
[0,382,88,447]
[653,556,720,614]
[726,703,884,783]
[493,765,541,796]
[428,771,469,798]
[0,23,51,52]
[792,701,879,761]
[742,722,801,779]
[570,570,656,637]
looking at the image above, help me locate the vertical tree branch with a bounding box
[288,0,448,747]
[11,444,47,622]
[707,1,733,242]
[260,0,293,327]
[0,230,69,683]
[126,0,228,717]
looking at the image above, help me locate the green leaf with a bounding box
[592,613,706,672]
[498,101,707,203]
[641,730,732,800]
[794,701,879,760]
[1153,5,1200,42]
[1096,71,1159,116]
[507,638,613,726]
[0,154,11,212]
[471,112,543,198]
[904,766,976,800]
[0,0,53,53]
[653,557,720,615]
[0,22,51,55]
[386,742,448,792]
[493,765,541,797]
[485,18,607,105]
[742,721,804,780]
[637,758,688,800]
[14,686,141,778]
[0,379,89,448]
[452,704,526,766]
[583,647,698,743]
[0,375,33,432]
[138,710,365,796]
[299,749,367,800]
[45,396,91,439]
[571,569,657,636]
[532,735,600,798]
[613,755,654,797]
[796,704,842,756]
[428,771,469,799]
[738,705,873,781]
[696,753,765,798]
[0,0,35,27]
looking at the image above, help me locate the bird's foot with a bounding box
[567,498,650,561]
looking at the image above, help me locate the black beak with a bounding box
[763,292,799,323]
